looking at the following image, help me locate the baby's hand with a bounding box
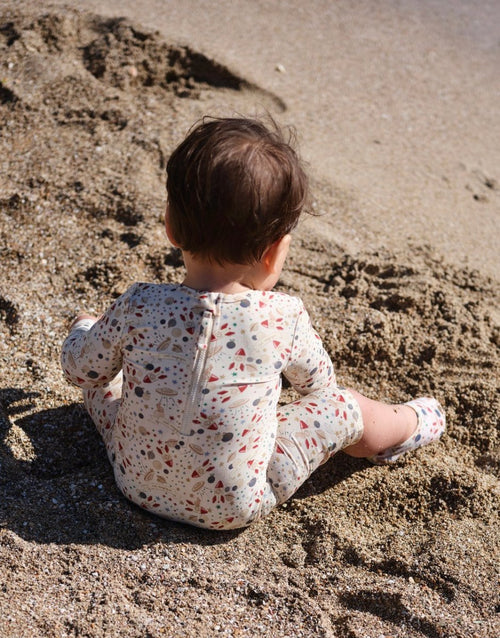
[69,313,100,331]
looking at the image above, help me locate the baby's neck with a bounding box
[183,275,253,294]
[181,253,257,293]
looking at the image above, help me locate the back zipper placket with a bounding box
[181,300,218,435]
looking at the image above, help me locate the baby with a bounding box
[61,117,445,530]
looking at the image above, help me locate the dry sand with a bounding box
[0,2,498,637]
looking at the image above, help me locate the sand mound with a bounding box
[0,7,498,638]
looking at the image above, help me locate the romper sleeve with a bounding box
[61,284,137,388]
[283,299,337,395]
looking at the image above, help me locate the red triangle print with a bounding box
[236,348,246,356]
[300,420,309,429]
[209,374,219,382]
[238,385,248,392]
[276,445,284,454]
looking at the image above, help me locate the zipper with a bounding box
[181,308,215,435]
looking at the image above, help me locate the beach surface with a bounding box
[0,2,498,636]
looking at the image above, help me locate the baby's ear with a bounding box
[263,235,291,273]
[165,205,181,247]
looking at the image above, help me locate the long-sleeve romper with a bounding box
[61,283,363,530]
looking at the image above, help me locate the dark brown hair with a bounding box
[166,117,309,264]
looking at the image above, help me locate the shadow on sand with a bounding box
[0,387,364,549]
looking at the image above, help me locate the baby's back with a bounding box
[113,283,303,528]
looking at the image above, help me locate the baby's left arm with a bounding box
[283,303,337,394]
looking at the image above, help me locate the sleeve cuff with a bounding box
[70,318,97,332]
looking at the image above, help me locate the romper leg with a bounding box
[266,387,364,506]
[82,371,122,462]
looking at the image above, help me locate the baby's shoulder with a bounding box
[125,281,179,300]
[113,282,183,315]
[258,290,305,315]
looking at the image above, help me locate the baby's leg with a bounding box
[266,388,363,506]
[344,390,445,463]
[342,390,416,457]
[82,372,122,462]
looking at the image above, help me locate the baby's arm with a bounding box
[283,302,337,394]
[61,290,133,388]
[283,300,446,463]
[68,313,100,331]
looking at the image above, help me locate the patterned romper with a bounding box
[61,283,363,530]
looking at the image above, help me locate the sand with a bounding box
[0,2,498,637]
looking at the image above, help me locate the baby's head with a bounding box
[166,117,308,265]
